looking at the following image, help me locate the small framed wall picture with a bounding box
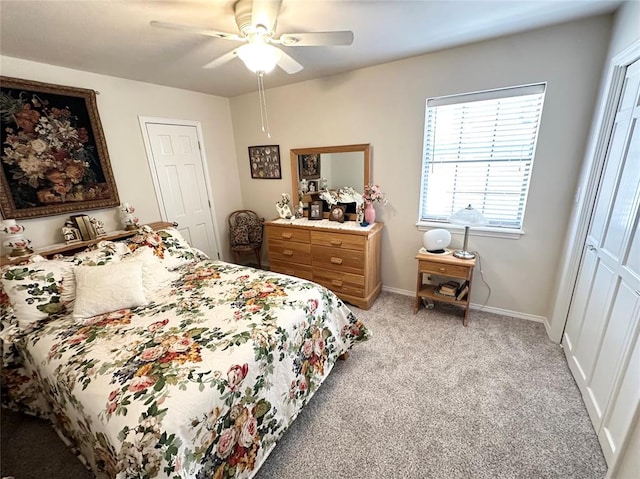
[248,145,281,179]
[309,200,323,220]
[329,205,346,223]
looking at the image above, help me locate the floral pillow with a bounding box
[1,260,73,331]
[123,246,179,298]
[69,240,130,266]
[247,218,263,244]
[230,225,250,246]
[125,226,197,270]
[0,282,18,333]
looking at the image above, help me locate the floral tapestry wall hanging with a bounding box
[0,76,119,219]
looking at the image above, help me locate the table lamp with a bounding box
[1,219,33,257]
[449,204,486,259]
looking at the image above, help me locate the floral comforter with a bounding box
[2,260,369,478]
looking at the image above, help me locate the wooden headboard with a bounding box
[0,221,175,267]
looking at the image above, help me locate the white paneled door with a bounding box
[563,59,640,466]
[141,120,220,260]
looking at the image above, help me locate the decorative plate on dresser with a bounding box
[265,218,383,310]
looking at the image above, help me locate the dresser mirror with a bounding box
[290,144,371,221]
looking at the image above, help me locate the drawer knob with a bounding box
[439,267,445,272]
[282,233,292,239]
[330,239,342,246]
[332,279,343,287]
[330,257,343,265]
[283,249,294,256]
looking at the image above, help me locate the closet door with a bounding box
[563,59,640,464]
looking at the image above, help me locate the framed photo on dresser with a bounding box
[329,205,346,223]
[309,200,323,220]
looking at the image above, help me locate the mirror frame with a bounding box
[290,144,371,221]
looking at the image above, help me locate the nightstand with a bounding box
[414,252,476,326]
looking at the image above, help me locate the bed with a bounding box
[0,226,369,478]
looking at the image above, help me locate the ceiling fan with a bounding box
[150,0,354,75]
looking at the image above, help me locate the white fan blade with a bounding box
[202,49,239,69]
[277,31,354,47]
[277,50,303,74]
[150,21,244,42]
[251,0,282,32]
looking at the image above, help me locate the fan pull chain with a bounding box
[257,72,271,138]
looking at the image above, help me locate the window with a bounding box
[419,83,546,231]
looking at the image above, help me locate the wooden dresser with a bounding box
[265,219,383,310]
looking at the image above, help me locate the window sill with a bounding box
[416,221,523,239]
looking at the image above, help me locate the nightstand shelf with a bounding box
[417,284,469,304]
[414,252,476,326]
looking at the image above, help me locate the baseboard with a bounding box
[472,304,545,323]
[381,285,546,323]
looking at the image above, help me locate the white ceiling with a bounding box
[0,0,622,98]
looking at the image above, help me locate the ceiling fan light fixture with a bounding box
[237,41,281,73]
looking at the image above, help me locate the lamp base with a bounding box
[9,246,33,257]
[453,250,476,260]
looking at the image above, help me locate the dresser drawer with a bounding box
[268,240,312,265]
[418,261,469,279]
[270,260,313,281]
[313,246,364,274]
[266,226,310,243]
[313,268,365,298]
[311,231,366,250]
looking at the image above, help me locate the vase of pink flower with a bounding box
[361,184,388,224]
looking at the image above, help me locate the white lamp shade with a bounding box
[237,42,281,73]
[423,228,451,252]
[449,204,487,226]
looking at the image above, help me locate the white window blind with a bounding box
[419,83,546,229]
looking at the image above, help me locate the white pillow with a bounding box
[124,247,179,297]
[72,261,147,320]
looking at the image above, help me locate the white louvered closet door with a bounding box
[563,58,640,465]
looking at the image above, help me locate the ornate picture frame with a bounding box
[0,76,120,219]
[298,153,321,180]
[248,145,281,179]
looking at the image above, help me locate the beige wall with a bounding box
[0,56,243,258]
[230,14,613,320]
